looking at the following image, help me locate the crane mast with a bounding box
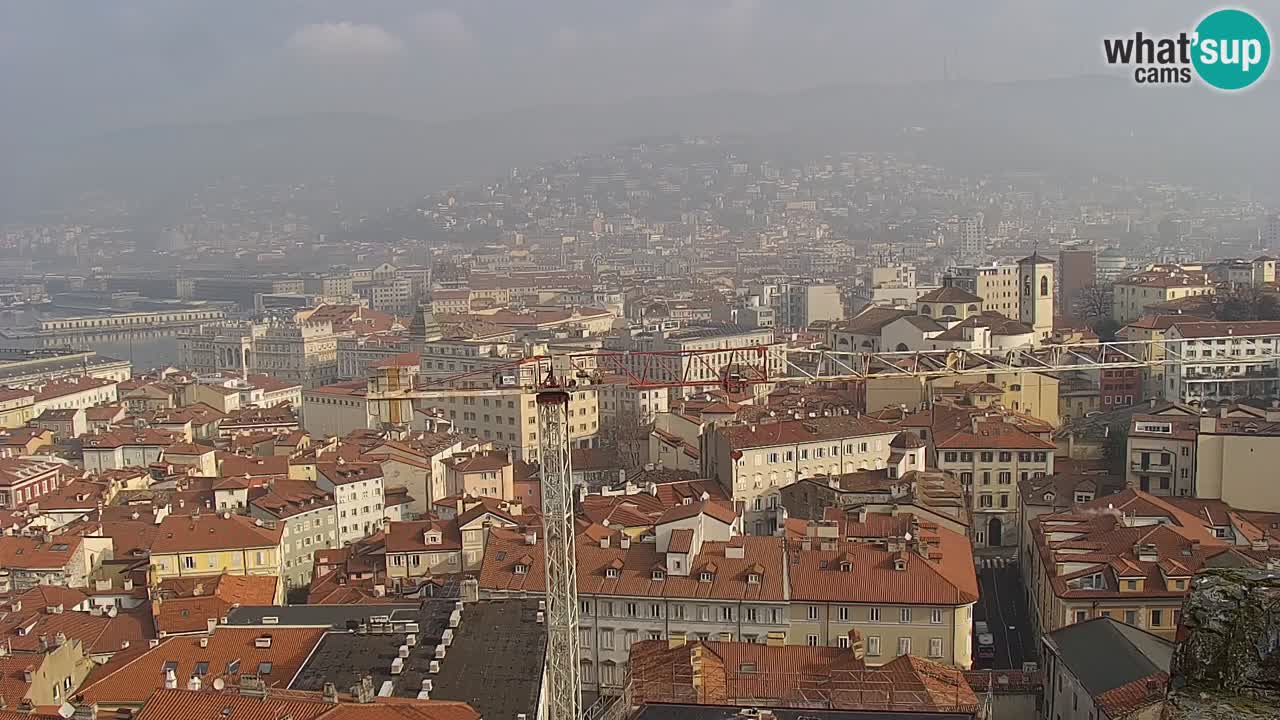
[537,379,582,720]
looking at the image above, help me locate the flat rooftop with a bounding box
[288,600,454,698]
[227,604,421,628]
[431,599,545,720]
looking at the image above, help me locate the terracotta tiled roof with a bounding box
[656,500,737,527]
[0,534,82,570]
[917,286,982,304]
[935,420,1055,450]
[788,524,977,605]
[481,530,787,601]
[150,513,283,554]
[82,428,181,449]
[719,416,896,450]
[629,639,978,713]
[385,519,462,553]
[80,627,326,705]
[441,451,509,473]
[154,574,279,634]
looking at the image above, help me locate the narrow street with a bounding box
[973,564,1038,670]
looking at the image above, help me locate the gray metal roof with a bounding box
[1045,617,1172,698]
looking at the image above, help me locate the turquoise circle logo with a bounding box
[1192,9,1270,90]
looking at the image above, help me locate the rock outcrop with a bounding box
[1164,568,1280,719]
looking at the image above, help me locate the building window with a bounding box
[1151,609,1164,627]
[867,636,881,656]
[808,606,819,620]
[929,638,943,658]
[897,637,911,656]
[899,608,911,624]
[931,609,942,624]
[869,607,881,622]
[807,635,819,646]
[838,607,849,621]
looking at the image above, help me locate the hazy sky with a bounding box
[0,1,1256,140]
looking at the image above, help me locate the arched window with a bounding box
[1040,275,1049,296]
[895,343,909,351]
[942,305,956,316]
[967,304,978,313]
[920,304,932,316]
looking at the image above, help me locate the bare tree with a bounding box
[597,403,652,469]
[1210,285,1280,321]
[1073,283,1113,321]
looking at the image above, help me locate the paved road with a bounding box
[973,565,1037,670]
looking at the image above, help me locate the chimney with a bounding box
[323,683,339,704]
[354,675,376,704]
[71,702,98,720]
[187,675,202,691]
[164,668,178,690]
[848,629,865,662]
[668,631,687,649]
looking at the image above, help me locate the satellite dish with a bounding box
[213,678,226,691]
[57,703,75,719]
[904,532,912,541]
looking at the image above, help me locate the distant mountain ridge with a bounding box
[4,75,1277,221]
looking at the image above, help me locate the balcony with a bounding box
[1130,455,1173,473]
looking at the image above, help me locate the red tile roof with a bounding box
[718,416,896,450]
[480,530,787,601]
[79,627,327,705]
[150,513,283,554]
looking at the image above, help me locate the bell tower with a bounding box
[1017,253,1054,340]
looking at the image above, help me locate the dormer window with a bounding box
[514,563,529,575]
[682,497,692,505]
[839,561,852,572]
[893,559,907,571]
[651,569,665,581]
[605,567,621,579]
[425,531,442,545]
[698,571,713,583]
[747,573,760,584]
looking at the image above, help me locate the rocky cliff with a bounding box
[1164,568,1280,720]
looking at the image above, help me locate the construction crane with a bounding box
[363,330,1280,720]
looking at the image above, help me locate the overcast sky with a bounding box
[0,1,1255,141]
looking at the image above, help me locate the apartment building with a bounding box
[0,533,111,590]
[596,375,669,425]
[435,386,599,462]
[1112,273,1214,324]
[81,428,181,473]
[785,514,977,669]
[480,502,788,695]
[605,324,779,400]
[1124,405,1200,497]
[950,263,1019,319]
[385,518,463,579]
[0,457,64,510]
[315,460,387,545]
[440,449,514,499]
[31,376,118,415]
[147,512,284,584]
[1194,405,1280,513]
[247,479,338,589]
[1163,321,1280,404]
[703,416,899,535]
[775,283,844,330]
[1023,489,1278,644]
[931,416,1055,549]
[0,387,35,429]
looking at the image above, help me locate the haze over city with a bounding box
[0,3,1278,720]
